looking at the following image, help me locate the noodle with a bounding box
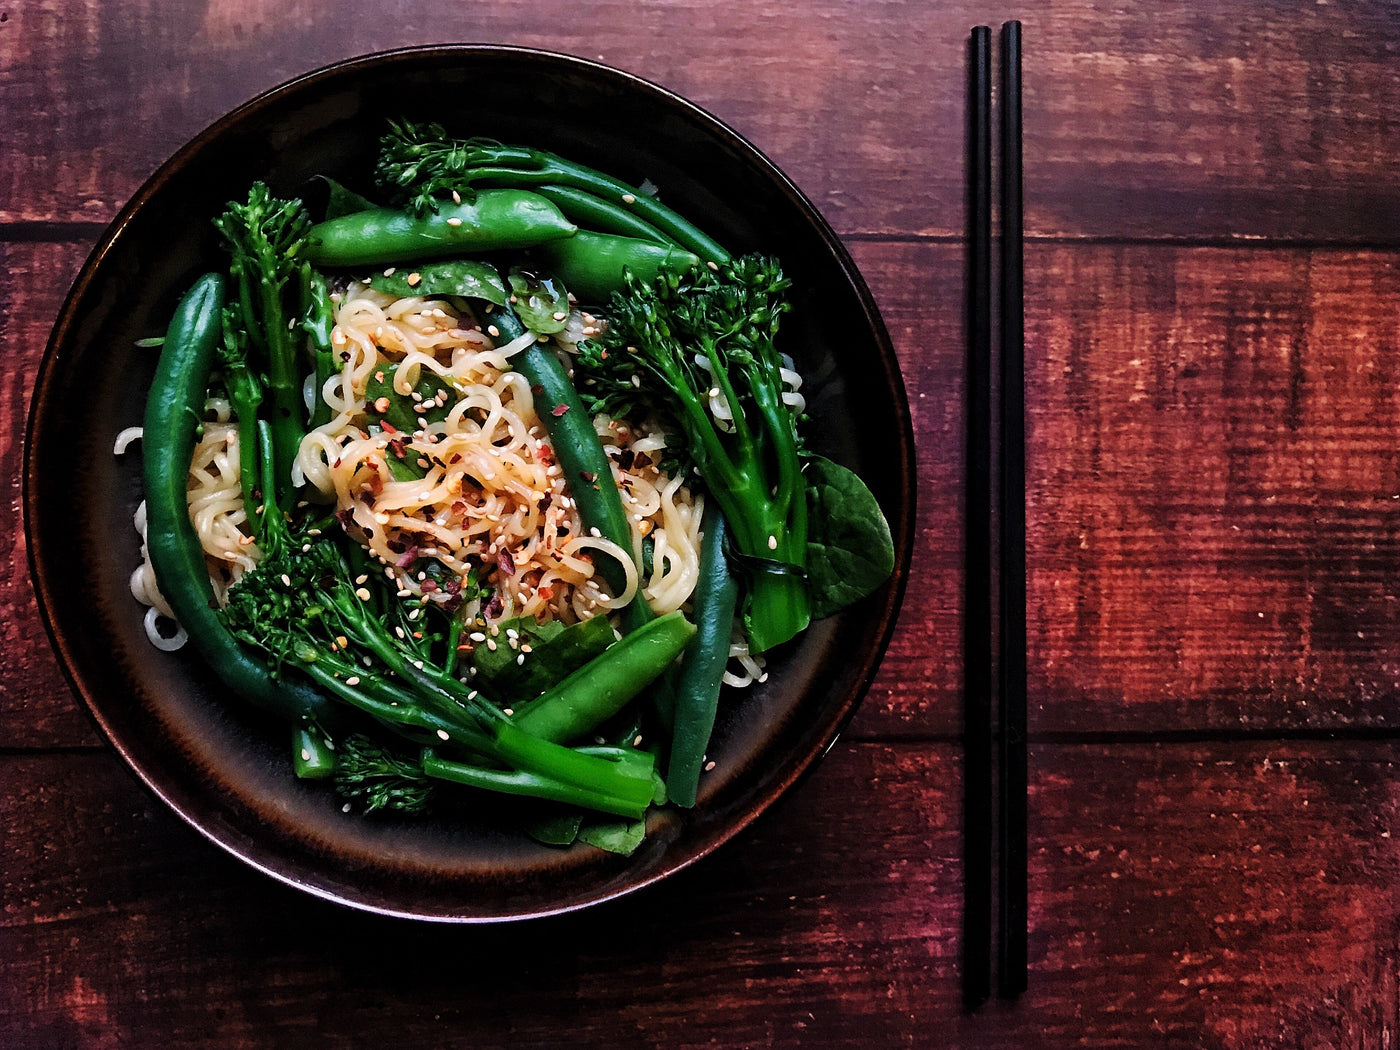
[294,285,702,624]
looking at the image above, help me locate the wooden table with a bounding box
[6,3,1400,1046]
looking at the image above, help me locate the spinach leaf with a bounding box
[578,818,647,855]
[365,367,454,434]
[471,613,617,698]
[803,455,894,619]
[316,176,380,221]
[507,267,570,334]
[370,260,508,306]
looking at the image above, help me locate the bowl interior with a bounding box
[26,46,914,920]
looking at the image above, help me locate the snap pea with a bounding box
[530,183,677,246]
[531,230,701,303]
[442,150,730,264]
[304,189,577,266]
[142,273,334,725]
[510,610,696,744]
[665,501,739,807]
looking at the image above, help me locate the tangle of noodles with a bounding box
[293,284,702,624]
[124,285,767,679]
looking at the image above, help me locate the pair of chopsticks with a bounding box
[964,20,1026,1008]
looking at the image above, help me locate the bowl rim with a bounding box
[24,43,917,921]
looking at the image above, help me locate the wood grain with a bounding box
[0,240,98,748]
[1027,244,1400,733]
[8,741,1400,1048]
[2,2,1399,242]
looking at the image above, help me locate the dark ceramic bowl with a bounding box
[25,45,914,920]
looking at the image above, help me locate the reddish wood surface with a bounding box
[6,2,1400,1047]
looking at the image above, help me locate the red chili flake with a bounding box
[381,421,399,435]
[394,546,419,568]
[498,549,516,577]
[618,449,636,470]
[420,579,439,593]
[443,595,463,614]
[551,403,569,417]
[444,578,463,595]
[335,508,355,527]
[485,594,504,619]
[388,438,408,459]
[537,585,555,601]
[538,492,553,512]
[579,470,597,484]
[530,384,545,396]
[448,453,462,465]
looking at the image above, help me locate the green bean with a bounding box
[511,610,696,744]
[666,502,739,807]
[292,725,337,779]
[142,273,334,725]
[493,307,653,632]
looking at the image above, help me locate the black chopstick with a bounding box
[963,22,994,1011]
[997,17,1028,1001]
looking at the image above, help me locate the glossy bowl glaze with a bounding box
[25,45,915,920]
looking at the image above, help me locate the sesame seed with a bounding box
[632,734,643,747]
[281,574,292,587]
[768,534,778,550]
[437,729,451,741]
[552,311,567,321]
[446,217,463,227]
[300,748,311,762]
[355,587,371,601]
[383,267,396,277]
[355,574,368,585]
[407,273,421,286]
[343,802,353,813]
[622,192,636,204]
[707,261,719,271]
[345,676,361,686]
[487,324,500,338]
[516,653,525,666]
[704,760,717,771]
[487,639,497,651]
[451,189,462,204]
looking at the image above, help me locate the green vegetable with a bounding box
[364,366,453,435]
[506,268,570,334]
[803,456,895,618]
[304,191,577,267]
[531,183,677,245]
[492,307,652,632]
[530,230,700,303]
[141,273,333,726]
[334,734,435,814]
[580,255,809,653]
[220,512,660,819]
[215,307,264,526]
[369,259,508,305]
[511,610,696,744]
[578,818,648,855]
[666,501,738,806]
[470,613,616,698]
[299,265,338,430]
[214,183,314,508]
[420,748,651,821]
[292,724,337,779]
[373,121,729,263]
